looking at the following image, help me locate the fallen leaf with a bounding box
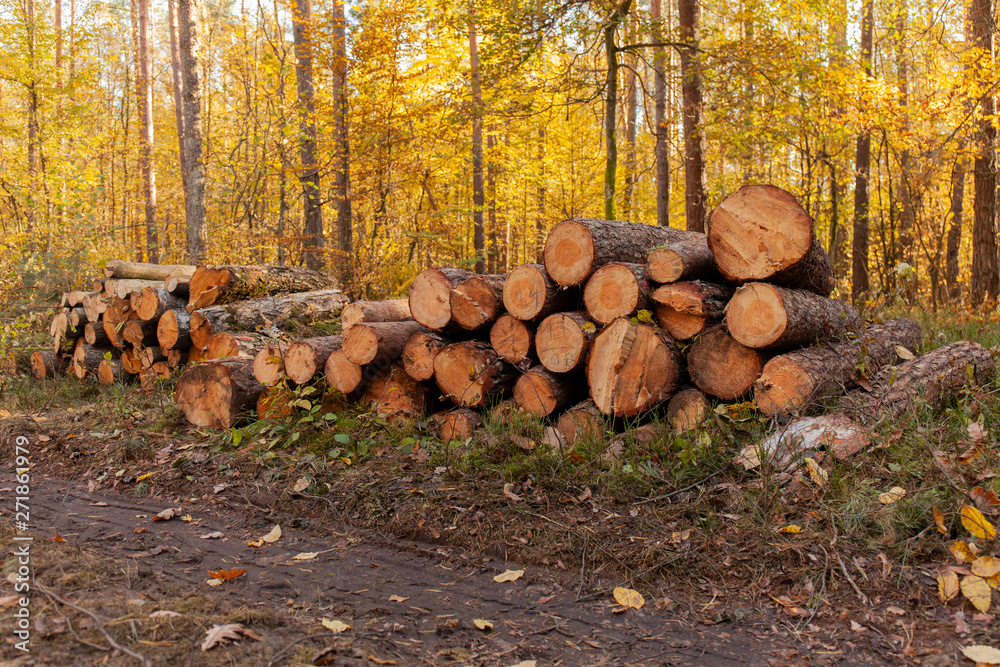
[200,623,258,651]
[502,483,521,502]
[961,575,993,613]
[0,595,19,609]
[180,515,193,522]
[388,594,409,602]
[850,619,866,632]
[963,645,1000,664]
[292,476,310,493]
[134,527,147,534]
[208,568,246,582]
[493,569,524,583]
[933,507,948,534]
[968,422,989,444]
[473,618,494,630]
[200,531,224,540]
[53,533,64,543]
[878,487,906,504]
[510,662,537,667]
[961,505,997,540]
[804,457,827,486]
[89,502,108,507]
[367,657,396,666]
[613,586,645,609]
[149,610,182,619]
[206,579,223,587]
[895,346,915,360]
[776,525,802,534]
[153,507,181,521]
[293,552,318,560]
[951,541,979,564]
[322,619,350,633]
[972,556,1000,579]
[938,570,960,602]
[248,524,282,547]
[972,486,1000,510]
[886,606,905,616]
[577,487,593,502]
[955,610,970,634]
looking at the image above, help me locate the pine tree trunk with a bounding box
[687,325,763,400]
[341,299,411,332]
[167,0,189,204]
[136,0,158,262]
[176,0,207,261]
[651,0,669,227]
[726,283,861,350]
[583,262,649,324]
[946,158,966,300]
[293,0,324,270]
[678,0,707,232]
[187,265,339,310]
[851,0,874,300]
[176,358,264,428]
[535,311,595,373]
[970,0,998,303]
[470,20,485,273]
[331,0,352,287]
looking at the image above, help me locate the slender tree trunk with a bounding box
[168,0,189,207]
[535,126,546,263]
[970,0,998,304]
[137,0,158,262]
[602,1,631,221]
[292,0,323,270]
[176,0,208,261]
[623,12,638,221]
[895,0,914,299]
[851,0,874,301]
[26,0,39,235]
[678,0,707,232]
[651,0,669,227]
[470,19,485,273]
[331,0,351,285]
[487,129,497,273]
[946,159,966,300]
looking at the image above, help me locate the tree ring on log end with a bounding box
[727,283,787,349]
[409,268,454,329]
[755,357,814,416]
[536,313,587,373]
[503,264,547,319]
[544,220,594,286]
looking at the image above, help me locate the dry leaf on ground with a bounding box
[951,541,979,564]
[934,507,948,534]
[962,645,1000,665]
[473,619,494,630]
[878,487,906,504]
[776,525,802,534]
[961,505,997,540]
[207,568,246,583]
[972,556,1000,579]
[939,570,960,602]
[322,619,350,633]
[972,486,1000,510]
[149,610,182,619]
[613,587,645,609]
[200,623,259,651]
[293,552,319,561]
[388,594,408,602]
[153,507,181,521]
[961,575,993,613]
[248,524,282,547]
[494,569,524,583]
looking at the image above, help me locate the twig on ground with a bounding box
[835,552,869,606]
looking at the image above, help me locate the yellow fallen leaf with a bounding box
[895,346,915,360]
[776,525,802,534]
[180,515,193,522]
[961,575,992,613]
[804,457,827,486]
[293,552,318,561]
[249,524,282,547]
[961,505,997,540]
[473,618,493,630]
[322,619,350,633]
[972,556,1000,579]
[493,569,524,583]
[137,472,154,482]
[510,662,537,667]
[989,573,1000,592]
[938,570,960,602]
[292,476,310,493]
[613,586,645,609]
[388,595,408,602]
[951,540,979,564]
[933,507,948,534]
[878,487,906,504]
[206,578,223,587]
[962,645,1000,664]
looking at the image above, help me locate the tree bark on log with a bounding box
[650,280,732,341]
[502,264,580,321]
[341,299,411,332]
[206,332,274,360]
[450,273,507,330]
[755,317,923,416]
[707,184,835,295]
[253,343,288,386]
[543,218,701,286]
[513,366,585,416]
[667,387,711,431]
[122,319,159,347]
[285,335,344,384]
[587,318,683,416]
[583,262,650,325]
[489,314,534,367]
[165,274,190,296]
[535,311,595,373]
[175,358,264,428]
[726,283,860,350]
[556,399,604,446]
[401,331,451,381]
[84,322,111,347]
[157,309,191,350]
[135,286,186,321]
[432,408,483,442]
[408,266,474,329]
[343,321,428,366]
[31,351,69,379]
[105,260,196,281]
[108,278,163,300]
[434,341,517,408]
[687,325,763,400]
[361,363,431,421]
[186,264,338,311]
[71,343,106,379]
[645,236,717,284]
[103,297,139,349]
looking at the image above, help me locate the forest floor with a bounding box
[0,308,998,666]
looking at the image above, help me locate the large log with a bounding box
[102,297,139,349]
[645,236,717,284]
[408,267,474,329]
[650,281,733,341]
[687,325,763,400]
[122,319,159,347]
[583,262,650,325]
[543,218,701,286]
[361,364,432,421]
[104,260,196,281]
[587,318,683,416]
[157,309,192,350]
[135,286,186,321]
[726,283,861,350]
[175,358,264,428]
[71,343,106,380]
[432,408,483,442]
[667,388,711,431]
[343,321,428,366]
[434,341,517,408]
[108,279,162,300]
[187,264,338,311]
[62,291,89,307]
[535,311,595,373]
[285,335,344,384]
[84,322,110,347]
[489,314,534,367]
[707,184,835,295]
[755,318,923,416]
[206,332,273,361]
[401,331,451,381]
[556,399,605,446]
[324,350,368,395]
[513,366,585,417]
[502,264,579,321]
[30,351,69,379]
[341,299,411,332]
[450,274,507,330]
[253,343,289,386]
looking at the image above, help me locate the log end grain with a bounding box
[324,350,364,394]
[556,399,604,446]
[535,312,592,373]
[543,220,595,286]
[687,326,763,400]
[725,283,787,349]
[432,408,483,442]
[253,344,287,386]
[586,319,681,416]
[408,268,457,329]
[645,245,686,284]
[489,314,534,365]
[450,276,503,330]
[582,263,644,324]
[667,388,711,431]
[175,359,264,428]
[434,342,514,408]
[754,355,820,417]
[653,305,707,342]
[402,332,449,381]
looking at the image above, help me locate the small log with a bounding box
[188,346,208,364]
[108,278,162,300]
[206,332,273,361]
[707,184,835,295]
[102,297,139,349]
[140,345,166,368]
[68,306,88,329]
[341,299,412,332]
[92,279,107,293]
[84,322,110,347]
[556,399,604,446]
[645,236,717,284]
[324,350,367,395]
[726,283,861,350]
[97,358,124,384]
[187,264,338,311]
[253,343,290,386]
[343,321,428,366]
[63,291,90,307]
[513,366,585,417]
[30,351,69,379]
[450,274,507,330]
[543,218,702,286]
[667,388,711,431]
[189,309,225,350]
[164,274,190,296]
[165,348,187,368]
[104,260,196,281]
[489,314,534,367]
[121,347,143,375]
[408,267,475,329]
[687,325,763,400]
[650,281,733,341]
[402,331,451,381]
[535,311,595,373]
[175,358,265,428]
[71,343,107,380]
[135,286,186,321]
[257,386,296,420]
[149,361,171,379]
[285,335,344,384]
[582,262,649,325]
[157,309,192,350]
[434,341,517,408]
[503,263,580,321]
[82,293,108,322]
[432,408,483,442]
[122,319,159,347]
[362,364,431,421]
[587,318,683,416]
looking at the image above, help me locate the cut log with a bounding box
[645,236,718,284]
[513,366,585,417]
[586,318,683,416]
[188,346,208,364]
[432,408,483,442]
[489,314,534,367]
[175,358,265,428]
[361,363,431,421]
[324,350,367,395]
[707,184,835,295]
[140,345,166,368]
[135,286,186,321]
[535,311,595,373]
[97,358,124,384]
[450,274,507,330]
[341,299,412,332]
[434,341,517,408]
[30,351,69,379]
[257,386,296,420]
[84,322,110,347]
[206,332,273,361]
[121,347,143,375]
[755,317,924,417]
[122,319,158,347]
[157,309,192,351]
[149,362,171,379]
[734,412,872,471]
[108,278,162,300]
[68,306,88,328]
[556,399,604,446]
[726,283,861,350]
[543,218,701,286]
[71,343,106,380]
[253,343,290,386]
[189,309,225,351]
[582,262,650,325]
[343,321,428,366]
[502,264,580,321]
[650,280,733,341]
[104,260,196,281]
[402,331,451,381]
[164,274,190,296]
[687,325,763,400]
[165,348,187,368]
[408,267,474,330]
[285,335,344,384]
[102,297,139,349]
[91,279,107,293]
[63,290,89,307]
[82,293,108,322]
[187,264,338,311]
[667,388,711,431]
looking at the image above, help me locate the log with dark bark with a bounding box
[102,297,139,349]
[175,358,265,428]
[432,408,483,442]
[157,309,192,350]
[667,387,711,431]
[97,358,124,384]
[489,314,534,367]
[135,286,186,321]
[84,322,111,347]
[645,236,717,284]
[341,299,411,332]
[122,319,159,347]
[343,321,428,366]
[105,260,196,281]
[401,331,451,381]
[650,280,733,341]
[206,332,273,360]
[726,283,861,350]
[253,343,289,386]
[187,264,338,311]
[256,386,295,420]
[513,366,585,416]
[687,325,763,400]
[434,341,517,408]
[82,293,108,322]
[165,274,190,296]
[543,218,701,286]
[587,318,683,416]
[68,306,88,329]
[361,364,432,421]
[285,335,344,384]
[30,351,69,379]
[583,262,650,325]
[556,399,604,446]
[707,184,835,295]
[755,318,923,416]
[502,264,579,321]
[450,274,507,330]
[71,343,106,379]
[408,267,474,329]
[535,311,595,373]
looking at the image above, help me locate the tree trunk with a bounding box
[726,283,861,350]
[894,0,915,301]
[175,358,264,428]
[284,335,343,384]
[651,0,669,227]
[84,322,111,347]
[331,0,352,288]
[362,363,431,421]
[341,299,411,332]
[408,267,474,329]
[105,261,195,281]
[167,0,189,205]
[644,237,715,284]
[432,408,483,442]
[945,158,966,300]
[667,387,710,431]
[489,314,534,367]
[535,311,595,373]
[31,351,69,379]
[402,331,451,381]
[450,274,506,330]
[582,262,649,324]
[157,308,192,350]
[678,0,707,232]
[135,287,186,321]
[502,264,579,321]
[851,0,874,300]
[253,343,289,386]
[622,11,638,221]
[687,324,763,400]
[176,0,207,261]
[970,0,998,304]
[206,332,274,361]
[556,399,604,446]
[187,265,339,310]
[470,19,485,273]
[136,0,158,262]
[514,366,585,417]
[343,321,428,366]
[434,341,517,408]
[603,1,633,220]
[650,280,732,341]
[71,343,106,379]
[292,0,324,270]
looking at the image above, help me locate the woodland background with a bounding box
[1,0,998,307]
